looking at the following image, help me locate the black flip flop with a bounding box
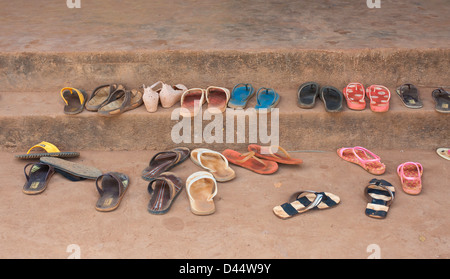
[432,88,450,113]
[40,157,102,180]
[297,82,320,109]
[396,84,423,109]
[319,86,343,112]
[22,163,55,195]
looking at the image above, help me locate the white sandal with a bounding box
[190,148,235,182]
[160,83,188,108]
[143,81,162,113]
[186,171,218,215]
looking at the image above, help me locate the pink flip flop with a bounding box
[337,146,386,175]
[366,85,391,112]
[397,162,423,195]
[343,82,366,110]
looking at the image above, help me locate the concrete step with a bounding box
[0,86,448,152]
[2,149,449,258]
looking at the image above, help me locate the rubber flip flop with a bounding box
[255,87,280,110]
[15,141,80,160]
[319,86,343,112]
[273,191,340,219]
[337,146,386,175]
[436,148,450,160]
[432,88,450,113]
[186,171,218,215]
[180,88,206,117]
[85,84,125,112]
[397,162,423,195]
[141,147,190,181]
[297,82,320,109]
[190,148,235,182]
[60,87,88,115]
[228,83,255,109]
[95,172,129,212]
[222,149,278,175]
[343,82,366,110]
[205,86,230,114]
[366,85,391,112]
[40,157,102,180]
[147,172,184,215]
[396,84,423,109]
[22,163,55,195]
[365,179,395,219]
[247,144,303,165]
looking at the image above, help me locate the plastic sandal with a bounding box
[396,84,423,109]
[205,86,230,114]
[436,148,450,160]
[228,83,255,109]
[247,144,302,165]
[60,87,88,115]
[337,146,386,175]
[190,148,235,182]
[366,85,391,112]
[432,88,450,113]
[15,141,79,160]
[95,172,129,212]
[222,149,278,174]
[186,171,218,215]
[98,88,143,116]
[273,191,340,219]
[343,82,366,110]
[141,147,190,181]
[397,162,423,195]
[180,88,206,117]
[22,162,55,195]
[297,82,320,109]
[147,172,184,214]
[255,87,280,110]
[319,86,343,112]
[40,157,102,180]
[85,84,125,112]
[365,179,395,219]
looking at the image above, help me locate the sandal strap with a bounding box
[235,151,267,167]
[259,145,291,160]
[148,177,176,200]
[365,179,395,206]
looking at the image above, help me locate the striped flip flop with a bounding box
[15,141,79,160]
[365,179,395,219]
[273,191,340,219]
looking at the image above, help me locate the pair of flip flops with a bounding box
[228,83,280,110]
[222,145,302,175]
[141,147,190,214]
[342,83,391,112]
[297,82,343,112]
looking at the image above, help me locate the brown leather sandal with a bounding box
[141,147,190,181]
[85,84,125,112]
[95,172,129,212]
[22,162,55,195]
[147,172,184,214]
[98,88,143,116]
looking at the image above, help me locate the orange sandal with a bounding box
[222,149,278,174]
[397,162,423,195]
[337,146,386,175]
[247,144,303,165]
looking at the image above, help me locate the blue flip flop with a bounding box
[228,83,255,109]
[255,87,280,110]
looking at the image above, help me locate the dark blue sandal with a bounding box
[365,179,395,219]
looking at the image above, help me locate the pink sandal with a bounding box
[337,146,386,175]
[397,162,423,195]
[343,83,366,110]
[366,85,391,112]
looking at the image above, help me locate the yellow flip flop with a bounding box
[15,141,80,160]
[60,87,88,114]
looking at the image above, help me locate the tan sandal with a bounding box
[180,88,206,117]
[98,88,143,116]
[205,86,230,114]
[86,84,124,112]
[186,171,218,215]
[190,148,235,182]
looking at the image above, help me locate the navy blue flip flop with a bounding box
[255,87,280,110]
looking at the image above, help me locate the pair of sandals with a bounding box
[343,83,391,112]
[228,83,280,110]
[60,84,144,116]
[273,178,396,220]
[142,81,188,112]
[22,156,128,212]
[180,86,230,117]
[141,147,190,215]
[297,82,344,112]
[222,145,302,175]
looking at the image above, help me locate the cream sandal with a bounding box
[180,88,206,117]
[143,81,162,113]
[190,148,235,182]
[186,171,218,215]
[160,83,188,108]
[205,86,230,114]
